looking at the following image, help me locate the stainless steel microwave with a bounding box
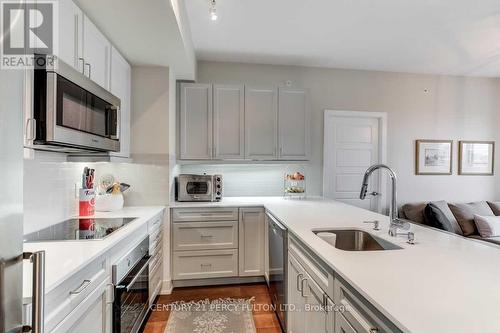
[30,55,121,152]
[175,174,223,202]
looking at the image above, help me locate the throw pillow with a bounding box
[487,202,500,216]
[474,215,500,238]
[424,201,463,235]
[449,202,494,236]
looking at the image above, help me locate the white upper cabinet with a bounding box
[213,84,245,159]
[180,83,213,159]
[109,46,131,158]
[244,86,278,160]
[83,15,111,89]
[278,87,310,160]
[57,0,83,70]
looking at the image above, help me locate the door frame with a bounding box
[323,110,388,214]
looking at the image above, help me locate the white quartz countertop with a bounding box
[23,206,165,300]
[172,197,500,333]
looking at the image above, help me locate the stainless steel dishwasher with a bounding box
[267,211,287,332]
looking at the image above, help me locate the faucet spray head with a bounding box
[359,183,368,200]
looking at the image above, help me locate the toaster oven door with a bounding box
[178,176,213,201]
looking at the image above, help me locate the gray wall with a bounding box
[195,60,500,203]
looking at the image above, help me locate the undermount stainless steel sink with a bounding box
[314,229,402,251]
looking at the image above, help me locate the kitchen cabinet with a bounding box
[149,212,164,304]
[244,86,278,160]
[57,0,83,71]
[109,46,131,158]
[213,84,245,159]
[49,278,108,333]
[278,87,309,160]
[288,252,331,333]
[238,208,265,276]
[179,83,213,159]
[83,15,111,89]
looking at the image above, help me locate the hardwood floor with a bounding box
[142,283,283,333]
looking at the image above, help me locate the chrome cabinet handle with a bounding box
[200,263,212,268]
[300,278,309,297]
[78,57,85,74]
[106,283,115,305]
[70,279,91,295]
[369,329,379,333]
[85,63,91,78]
[24,251,45,333]
[25,118,36,141]
[200,235,213,238]
[296,273,304,291]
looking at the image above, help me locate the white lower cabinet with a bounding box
[239,208,265,276]
[287,253,332,333]
[50,279,108,333]
[335,312,357,333]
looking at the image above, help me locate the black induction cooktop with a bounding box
[24,217,138,242]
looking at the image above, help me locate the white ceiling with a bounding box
[185,0,500,77]
[76,0,195,79]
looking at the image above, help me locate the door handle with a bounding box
[24,251,45,333]
[300,277,309,297]
[85,63,91,78]
[296,273,304,291]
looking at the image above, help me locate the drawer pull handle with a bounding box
[201,235,213,238]
[369,329,379,333]
[70,279,91,295]
[200,263,212,267]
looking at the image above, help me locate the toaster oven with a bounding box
[175,174,223,202]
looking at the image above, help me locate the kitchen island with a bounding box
[172,197,500,333]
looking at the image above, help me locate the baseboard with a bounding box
[173,276,266,288]
[160,279,173,295]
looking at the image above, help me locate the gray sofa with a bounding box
[401,200,500,245]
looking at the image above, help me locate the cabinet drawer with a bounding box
[173,249,238,280]
[150,248,163,275]
[173,221,238,251]
[149,265,163,304]
[334,278,399,333]
[148,212,164,232]
[172,208,238,222]
[45,257,107,332]
[149,227,163,253]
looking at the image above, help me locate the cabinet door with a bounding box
[180,83,213,159]
[57,0,83,71]
[264,214,269,283]
[335,313,357,333]
[109,46,131,158]
[278,87,309,160]
[244,86,278,160]
[83,15,111,89]
[239,208,265,276]
[213,84,245,159]
[287,254,306,333]
[303,272,329,333]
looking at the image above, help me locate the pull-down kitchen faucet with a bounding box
[359,164,410,236]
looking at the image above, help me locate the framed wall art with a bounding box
[415,140,453,175]
[458,141,495,175]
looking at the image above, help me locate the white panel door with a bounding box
[58,0,83,71]
[239,208,265,277]
[323,113,382,211]
[180,83,213,159]
[83,15,111,89]
[245,86,278,160]
[109,46,131,158]
[278,87,309,160]
[213,84,245,159]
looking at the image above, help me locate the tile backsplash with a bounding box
[24,151,169,234]
[179,164,310,197]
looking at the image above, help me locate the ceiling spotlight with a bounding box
[209,0,218,21]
